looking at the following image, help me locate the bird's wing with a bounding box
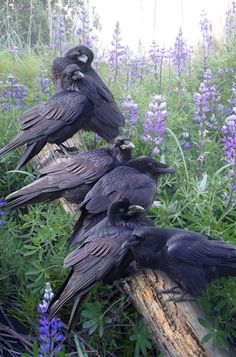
[82,167,156,213]
[64,224,128,268]
[39,148,115,189]
[49,230,129,317]
[167,232,236,267]
[20,91,90,136]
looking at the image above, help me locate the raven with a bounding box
[48,198,154,329]
[123,226,236,299]
[0,62,123,169]
[68,156,175,247]
[52,45,124,141]
[5,136,134,208]
[0,68,92,169]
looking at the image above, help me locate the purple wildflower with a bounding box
[222,87,236,192]
[0,198,6,227]
[37,282,64,356]
[200,10,213,68]
[122,95,139,136]
[140,95,167,155]
[109,21,125,82]
[0,74,27,112]
[193,69,219,162]
[36,69,50,98]
[171,28,189,80]
[76,4,91,47]
[52,14,65,55]
[193,69,219,125]
[225,1,236,39]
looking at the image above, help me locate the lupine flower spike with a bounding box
[38,282,64,356]
[140,95,167,155]
[122,95,139,136]
[0,198,6,226]
[222,82,236,205]
[193,69,219,163]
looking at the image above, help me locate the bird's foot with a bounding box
[118,276,132,284]
[166,293,195,303]
[55,144,79,156]
[157,286,182,295]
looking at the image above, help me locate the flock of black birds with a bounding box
[1,45,236,332]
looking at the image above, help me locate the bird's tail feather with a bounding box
[0,132,26,157]
[15,140,46,170]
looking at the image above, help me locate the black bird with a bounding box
[68,156,175,247]
[52,45,108,92]
[0,62,123,169]
[52,45,124,141]
[0,67,92,169]
[4,136,134,208]
[48,198,154,329]
[123,226,236,299]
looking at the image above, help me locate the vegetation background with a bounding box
[0,0,236,356]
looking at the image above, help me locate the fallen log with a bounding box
[32,135,232,357]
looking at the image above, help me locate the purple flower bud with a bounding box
[37,283,64,355]
[140,95,167,155]
[122,95,139,135]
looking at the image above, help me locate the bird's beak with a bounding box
[156,165,176,174]
[122,235,140,249]
[78,54,88,63]
[127,204,145,216]
[120,141,135,150]
[72,71,85,81]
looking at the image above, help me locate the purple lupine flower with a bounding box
[122,95,139,136]
[193,69,219,162]
[37,282,64,355]
[225,1,236,39]
[8,46,20,54]
[171,28,189,80]
[140,95,167,155]
[149,40,162,79]
[200,10,213,68]
[193,69,219,125]
[52,14,65,55]
[0,74,27,112]
[76,3,92,47]
[0,198,6,226]
[222,108,236,191]
[36,69,50,98]
[109,21,125,82]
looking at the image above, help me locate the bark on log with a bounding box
[32,135,233,357]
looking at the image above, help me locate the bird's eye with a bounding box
[148,163,153,167]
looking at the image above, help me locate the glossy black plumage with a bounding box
[4,136,134,209]
[68,157,175,247]
[48,199,154,329]
[124,226,236,298]
[0,67,94,169]
[52,45,124,141]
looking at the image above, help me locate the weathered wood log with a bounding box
[32,135,232,357]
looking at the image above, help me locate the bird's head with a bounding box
[107,199,145,223]
[60,64,85,90]
[65,45,94,65]
[61,64,84,79]
[122,226,160,250]
[127,156,176,178]
[112,135,135,151]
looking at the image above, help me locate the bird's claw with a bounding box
[166,293,195,303]
[157,286,182,295]
[56,144,79,156]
